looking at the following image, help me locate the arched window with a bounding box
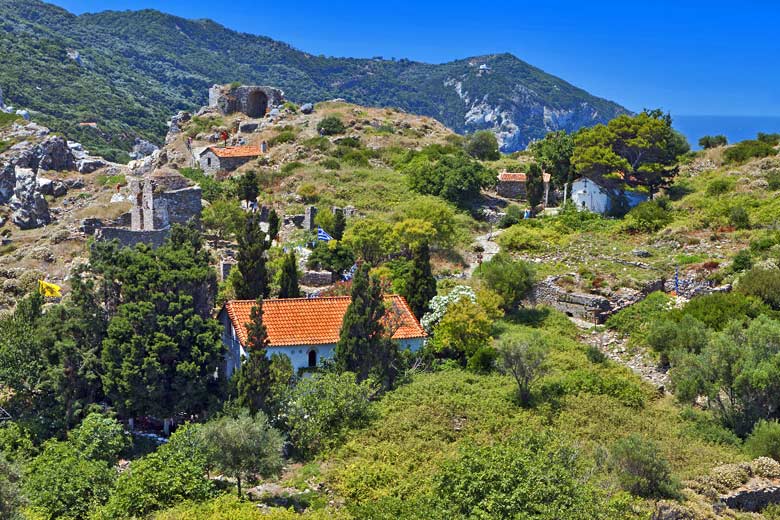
[308,349,317,368]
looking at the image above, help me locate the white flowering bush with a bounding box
[420,285,476,333]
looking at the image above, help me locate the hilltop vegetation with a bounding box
[0,0,627,156]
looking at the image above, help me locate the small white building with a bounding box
[219,295,427,377]
[570,176,649,215]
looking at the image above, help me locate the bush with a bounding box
[607,292,671,336]
[609,434,679,498]
[679,291,767,331]
[767,170,780,190]
[465,130,500,160]
[729,205,750,229]
[745,420,780,460]
[317,116,346,136]
[341,149,369,167]
[706,178,732,196]
[758,132,780,146]
[699,135,727,149]
[474,252,534,312]
[498,205,523,228]
[297,183,318,202]
[303,136,332,152]
[282,372,376,458]
[268,130,296,146]
[738,267,780,310]
[69,413,129,463]
[334,136,360,148]
[466,346,498,374]
[623,200,672,233]
[320,158,341,170]
[724,139,777,164]
[731,249,753,273]
[281,161,304,175]
[0,453,23,520]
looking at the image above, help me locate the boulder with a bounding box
[0,163,16,204]
[52,180,67,197]
[269,108,280,117]
[130,138,159,160]
[15,109,29,121]
[239,122,259,133]
[36,136,76,172]
[67,141,87,160]
[36,176,54,196]
[9,168,50,229]
[300,103,314,114]
[79,218,103,235]
[77,157,107,174]
[63,178,84,190]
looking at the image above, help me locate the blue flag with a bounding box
[317,226,334,241]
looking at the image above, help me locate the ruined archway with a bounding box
[245,90,268,118]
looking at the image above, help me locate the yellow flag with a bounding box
[38,279,62,298]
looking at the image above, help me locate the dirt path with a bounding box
[466,229,502,276]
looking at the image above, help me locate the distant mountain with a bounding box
[0,0,630,158]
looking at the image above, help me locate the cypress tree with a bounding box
[333,209,346,240]
[233,212,269,300]
[404,242,437,319]
[238,171,259,206]
[334,264,386,381]
[268,209,280,242]
[236,298,272,415]
[278,252,301,298]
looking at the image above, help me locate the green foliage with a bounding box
[475,252,535,312]
[723,139,777,164]
[706,178,733,196]
[233,213,270,300]
[399,242,437,319]
[282,372,376,458]
[646,314,710,364]
[307,240,354,277]
[435,432,618,519]
[316,116,346,136]
[342,217,393,264]
[737,267,780,309]
[394,195,460,249]
[465,130,500,160]
[400,145,495,207]
[68,413,129,464]
[102,438,214,519]
[278,251,301,298]
[609,434,679,498]
[319,157,341,170]
[498,204,523,228]
[97,228,224,420]
[732,248,753,273]
[281,161,305,175]
[268,130,297,146]
[236,299,272,415]
[573,110,689,189]
[698,135,727,149]
[0,453,23,520]
[201,199,243,243]
[332,209,346,241]
[237,171,259,203]
[622,200,672,233]
[24,440,115,520]
[297,182,318,202]
[528,130,575,187]
[606,292,671,336]
[677,291,767,331]
[178,168,223,202]
[200,410,284,496]
[745,420,780,460]
[729,205,750,229]
[758,132,780,145]
[496,330,549,406]
[430,296,495,366]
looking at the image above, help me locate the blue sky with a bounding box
[51,0,780,117]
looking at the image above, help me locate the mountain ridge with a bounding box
[0,0,629,157]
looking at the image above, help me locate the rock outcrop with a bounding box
[9,168,50,229]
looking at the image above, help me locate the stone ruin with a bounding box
[208,84,285,118]
[95,168,202,249]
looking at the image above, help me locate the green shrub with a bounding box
[758,132,780,146]
[737,267,780,310]
[466,346,498,374]
[474,252,534,312]
[303,136,332,151]
[498,205,523,228]
[585,344,607,364]
[729,205,750,229]
[678,291,767,331]
[623,201,672,233]
[607,292,671,336]
[745,420,780,460]
[268,130,296,146]
[317,116,346,136]
[766,170,780,190]
[283,101,299,112]
[334,136,360,148]
[724,139,777,164]
[319,158,341,170]
[281,161,304,175]
[699,135,727,149]
[732,249,753,272]
[609,434,679,498]
[69,413,129,464]
[341,149,369,167]
[465,130,500,160]
[0,112,21,129]
[297,182,318,202]
[706,178,732,196]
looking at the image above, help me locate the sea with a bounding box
[673,115,780,150]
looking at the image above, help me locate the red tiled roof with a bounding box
[498,171,527,182]
[207,145,261,158]
[223,296,426,348]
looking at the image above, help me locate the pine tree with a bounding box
[236,298,272,415]
[403,242,437,319]
[278,252,301,298]
[334,264,386,381]
[233,213,269,300]
[333,209,346,240]
[268,209,280,242]
[238,171,259,206]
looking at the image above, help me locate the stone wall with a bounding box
[208,85,284,117]
[154,186,202,229]
[301,270,333,287]
[96,227,170,249]
[496,180,526,199]
[528,278,612,323]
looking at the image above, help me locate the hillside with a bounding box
[0,0,628,158]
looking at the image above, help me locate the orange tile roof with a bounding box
[223,296,426,348]
[498,171,527,182]
[208,145,261,158]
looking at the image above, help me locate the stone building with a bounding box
[496,171,527,199]
[198,145,261,175]
[571,176,650,215]
[208,84,284,117]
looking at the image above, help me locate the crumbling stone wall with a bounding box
[97,227,170,249]
[208,84,284,117]
[153,186,202,229]
[496,180,526,199]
